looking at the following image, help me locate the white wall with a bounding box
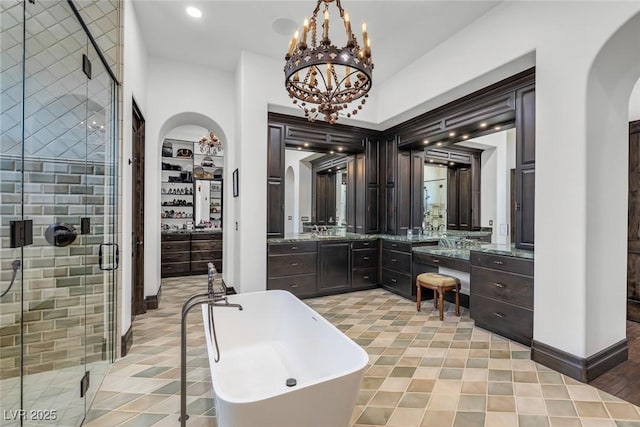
[631,78,640,122]
[145,58,235,298]
[120,0,148,336]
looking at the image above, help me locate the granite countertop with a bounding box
[413,243,533,261]
[268,232,378,243]
[161,229,223,234]
[267,230,493,244]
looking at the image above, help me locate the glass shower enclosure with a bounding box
[1,1,119,425]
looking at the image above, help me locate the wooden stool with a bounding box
[416,272,461,321]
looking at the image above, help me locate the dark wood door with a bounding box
[458,167,471,230]
[447,168,459,229]
[411,150,425,230]
[471,153,482,230]
[355,154,366,233]
[132,101,146,316]
[346,157,356,232]
[515,84,536,250]
[267,125,285,237]
[628,120,640,322]
[397,151,411,233]
[318,242,350,292]
[316,173,328,224]
[365,138,379,233]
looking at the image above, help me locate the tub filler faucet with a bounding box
[180,263,242,426]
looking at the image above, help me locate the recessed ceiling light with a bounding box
[494,126,501,130]
[423,139,429,144]
[297,147,302,150]
[329,151,334,154]
[429,159,434,163]
[437,142,443,146]
[186,6,202,18]
[449,131,455,137]
[462,135,468,140]
[337,147,343,151]
[304,143,309,147]
[480,122,487,128]
[450,162,455,165]
[272,17,298,37]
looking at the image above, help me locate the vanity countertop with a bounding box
[413,243,533,261]
[267,232,378,243]
[161,229,223,234]
[267,230,493,244]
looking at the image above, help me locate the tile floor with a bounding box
[83,276,640,427]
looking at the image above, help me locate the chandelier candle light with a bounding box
[284,0,373,124]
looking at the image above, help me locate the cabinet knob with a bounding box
[492,312,506,319]
[432,259,439,264]
[391,244,398,247]
[363,275,370,279]
[291,246,298,250]
[291,262,299,266]
[363,242,370,246]
[363,256,370,260]
[391,258,398,263]
[493,260,504,265]
[290,284,298,288]
[493,282,504,288]
[391,278,397,283]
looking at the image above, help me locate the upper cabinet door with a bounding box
[267,125,285,179]
[516,84,536,167]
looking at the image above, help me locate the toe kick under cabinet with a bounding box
[470,251,534,346]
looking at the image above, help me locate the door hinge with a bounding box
[82,54,92,79]
[80,371,90,398]
[10,220,33,248]
[81,217,91,235]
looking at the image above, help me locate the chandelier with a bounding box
[284,0,373,124]
[198,131,223,155]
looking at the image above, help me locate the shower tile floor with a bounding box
[83,276,640,427]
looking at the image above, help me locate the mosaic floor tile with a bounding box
[81,276,640,427]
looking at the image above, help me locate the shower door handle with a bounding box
[99,243,120,271]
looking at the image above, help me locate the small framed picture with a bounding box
[233,168,239,197]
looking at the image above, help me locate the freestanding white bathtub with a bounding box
[201,290,368,427]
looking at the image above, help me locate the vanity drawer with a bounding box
[268,241,317,255]
[382,240,411,253]
[381,249,411,273]
[161,262,190,277]
[413,252,471,273]
[471,266,533,309]
[192,233,221,241]
[471,294,533,346]
[161,241,190,252]
[191,240,223,251]
[352,240,377,250]
[352,268,378,288]
[470,251,533,276]
[161,233,189,242]
[381,268,411,295]
[268,274,317,298]
[352,249,378,269]
[161,251,189,263]
[268,253,317,277]
[191,260,223,274]
[191,250,222,261]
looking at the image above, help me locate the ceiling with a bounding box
[132,1,502,85]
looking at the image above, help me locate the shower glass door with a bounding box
[1,1,118,426]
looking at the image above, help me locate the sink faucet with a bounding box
[321,225,328,234]
[312,224,319,233]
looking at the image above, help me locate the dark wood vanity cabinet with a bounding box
[191,233,223,274]
[267,242,318,298]
[447,166,472,230]
[267,124,285,238]
[351,240,378,288]
[470,251,534,346]
[380,240,437,299]
[161,233,190,277]
[318,242,350,292]
[161,233,223,278]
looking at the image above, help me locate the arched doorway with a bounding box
[583,11,640,399]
